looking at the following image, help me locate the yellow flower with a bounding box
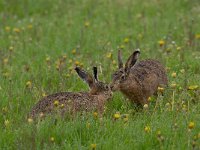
[195,34,200,39]
[54,100,59,106]
[4,119,10,127]
[84,21,90,27]
[50,137,55,142]
[171,72,177,78]
[120,45,125,49]
[144,125,151,133]
[3,58,9,64]
[28,118,33,123]
[148,97,152,102]
[165,103,170,107]
[176,46,181,51]
[90,144,96,150]
[124,38,129,43]
[46,56,50,62]
[9,46,14,51]
[42,92,46,97]
[188,122,195,129]
[170,83,177,88]
[26,81,32,88]
[157,87,164,93]
[143,104,148,109]
[72,49,76,54]
[106,52,112,59]
[188,85,198,90]
[158,40,165,47]
[62,55,67,59]
[113,112,121,120]
[69,59,73,63]
[112,60,116,65]
[75,61,80,66]
[93,112,98,118]
[60,104,65,108]
[5,26,11,32]
[27,24,33,29]
[13,28,21,33]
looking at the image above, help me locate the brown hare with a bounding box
[110,49,168,106]
[29,67,112,119]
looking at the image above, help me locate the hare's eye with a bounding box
[121,75,125,80]
[105,85,109,90]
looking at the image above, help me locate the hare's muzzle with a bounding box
[110,92,113,97]
[110,84,118,92]
[107,91,113,100]
[110,85,114,90]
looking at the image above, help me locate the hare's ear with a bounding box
[75,67,94,88]
[124,49,140,73]
[118,50,123,69]
[93,67,98,81]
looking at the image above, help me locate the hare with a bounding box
[29,67,112,119]
[110,49,168,106]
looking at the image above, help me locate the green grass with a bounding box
[1,0,200,149]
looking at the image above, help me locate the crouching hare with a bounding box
[110,49,168,106]
[29,67,112,119]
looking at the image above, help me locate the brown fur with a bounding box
[29,67,112,119]
[111,50,168,106]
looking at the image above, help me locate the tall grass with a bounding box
[0,0,200,149]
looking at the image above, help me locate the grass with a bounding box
[0,0,200,149]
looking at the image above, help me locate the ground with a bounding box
[0,0,200,149]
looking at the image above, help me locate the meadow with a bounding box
[0,0,200,149]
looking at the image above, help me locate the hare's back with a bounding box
[131,59,168,85]
[29,92,88,118]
